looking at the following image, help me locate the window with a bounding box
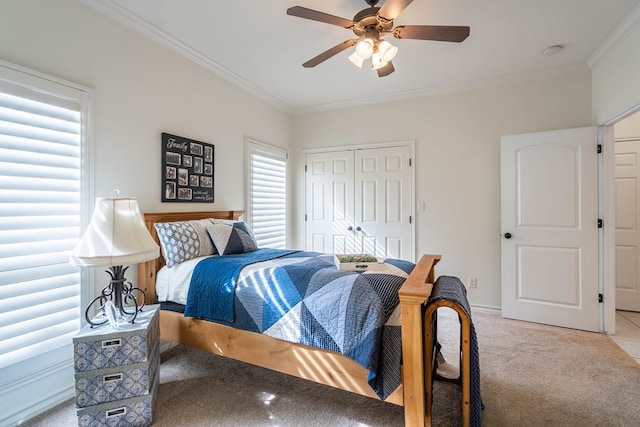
[246,139,287,248]
[0,61,90,424]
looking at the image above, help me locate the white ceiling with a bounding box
[83,0,640,113]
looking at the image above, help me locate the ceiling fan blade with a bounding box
[287,6,354,28]
[377,61,395,77]
[302,40,357,68]
[393,25,470,42]
[377,0,413,21]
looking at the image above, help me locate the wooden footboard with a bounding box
[399,254,441,426]
[138,211,441,427]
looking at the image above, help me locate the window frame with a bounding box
[244,137,288,249]
[0,59,93,424]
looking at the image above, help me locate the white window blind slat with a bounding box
[1,203,80,216]
[0,317,80,368]
[0,254,78,280]
[0,65,83,371]
[0,134,82,157]
[247,141,287,249]
[0,298,80,336]
[0,215,79,231]
[0,328,78,371]
[0,273,79,300]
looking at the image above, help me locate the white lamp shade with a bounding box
[378,40,398,62]
[348,51,365,68]
[371,51,388,70]
[70,197,159,267]
[355,38,374,59]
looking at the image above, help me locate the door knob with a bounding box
[347,226,353,231]
[356,226,362,232]
[504,232,512,239]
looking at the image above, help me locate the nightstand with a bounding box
[73,305,160,427]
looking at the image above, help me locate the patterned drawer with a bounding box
[73,305,159,372]
[75,340,159,408]
[77,373,159,427]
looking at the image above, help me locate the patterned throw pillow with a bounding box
[206,221,258,255]
[154,219,216,267]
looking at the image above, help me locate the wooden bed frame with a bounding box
[138,211,441,427]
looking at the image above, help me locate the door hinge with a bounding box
[304,214,307,221]
[409,215,412,224]
[409,158,412,167]
[598,218,604,228]
[598,293,604,303]
[597,144,602,154]
[304,164,307,172]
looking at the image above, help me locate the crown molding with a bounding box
[79,0,293,114]
[588,3,640,68]
[293,63,590,115]
[79,1,604,117]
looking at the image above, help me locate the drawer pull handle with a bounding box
[103,373,123,383]
[106,407,126,418]
[102,338,122,348]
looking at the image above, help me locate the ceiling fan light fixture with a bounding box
[370,51,388,70]
[355,38,374,59]
[348,51,365,68]
[378,40,398,62]
[287,0,470,78]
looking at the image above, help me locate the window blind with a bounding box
[247,142,287,249]
[0,71,83,370]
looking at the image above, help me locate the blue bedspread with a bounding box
[182,249,415,399]
[184,248,299,322]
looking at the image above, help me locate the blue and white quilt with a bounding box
[183,249,415,399]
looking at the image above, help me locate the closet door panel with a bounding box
[355,146,412,259]
[305,151,355,253]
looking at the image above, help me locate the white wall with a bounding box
[592,16,640,124]
[0,1,292,423]
[0,0,291,212]
[0,0,293,283]
[292,67,593,309]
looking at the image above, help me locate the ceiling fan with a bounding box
[287,0,470,77]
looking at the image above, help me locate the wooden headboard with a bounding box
[138,210,245,303]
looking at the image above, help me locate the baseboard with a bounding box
[470,304,501,316]
[0,355,74,427]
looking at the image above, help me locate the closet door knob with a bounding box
[347,226,353,231]
[356,226,362,232]
[504,232,512,239]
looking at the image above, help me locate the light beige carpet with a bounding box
[23,311,640,426]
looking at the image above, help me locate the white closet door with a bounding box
[305,150,355,254]
[354,146,412,259]
[305,146,413,261]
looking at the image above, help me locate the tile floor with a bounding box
[612,310,640,363]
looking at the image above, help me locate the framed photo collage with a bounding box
[161,132,214,203]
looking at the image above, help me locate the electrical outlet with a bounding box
[468,277,477,288]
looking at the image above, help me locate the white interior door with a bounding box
[615,139,640,312]
[305,150,355,254]
[354,146,412,259]
[501,127,600,332]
